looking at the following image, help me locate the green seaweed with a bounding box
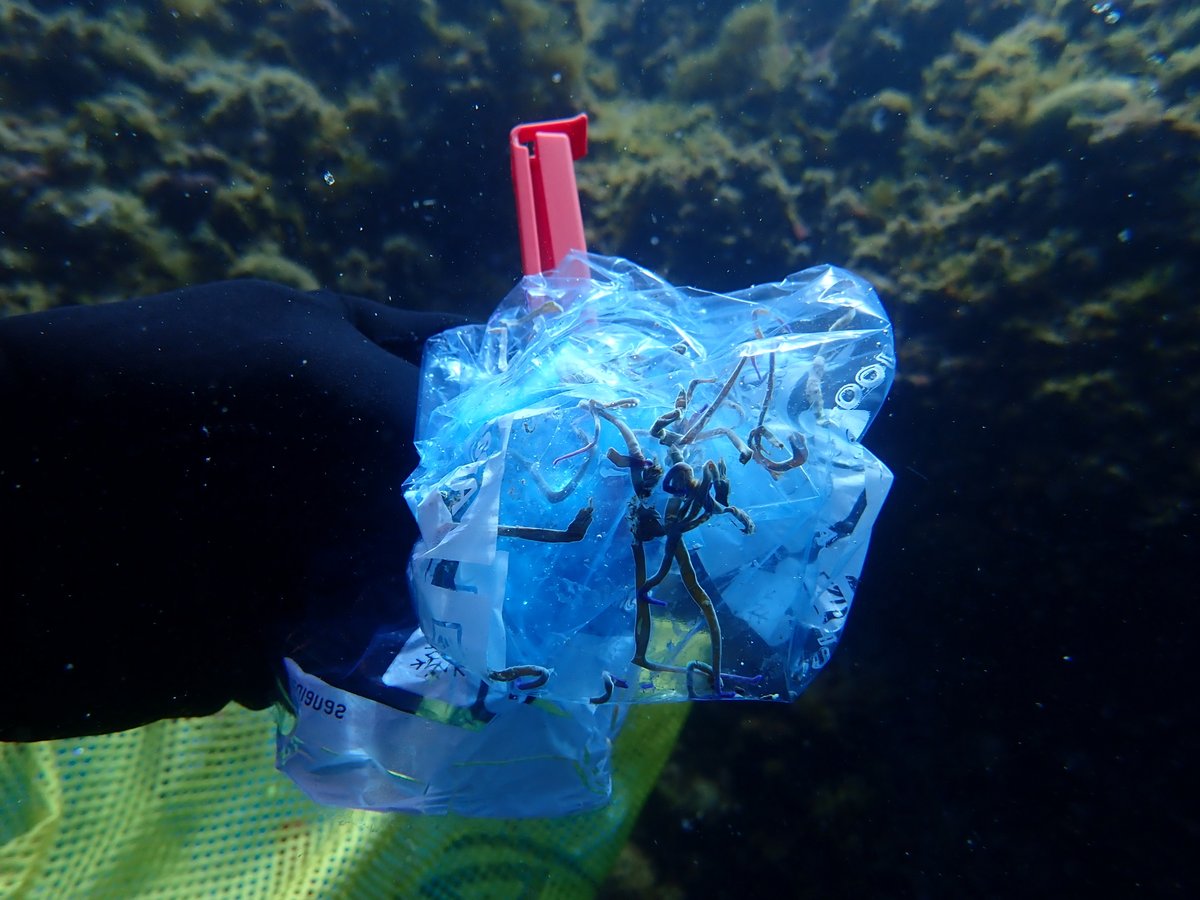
[0,0,1196,538]
[229,243,320,291]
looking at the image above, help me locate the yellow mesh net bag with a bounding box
[1,703,683,898]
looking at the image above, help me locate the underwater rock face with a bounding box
[0,0,509,311]
[3,0,1190,533]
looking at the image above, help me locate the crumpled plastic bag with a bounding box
[405,252,894,705]
[279,252,893,815]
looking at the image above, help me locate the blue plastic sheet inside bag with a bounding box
[406,252,894,705]
[278,253,893,815]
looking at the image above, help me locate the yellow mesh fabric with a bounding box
[1,703,684,898]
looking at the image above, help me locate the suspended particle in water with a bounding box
[323,170,336,186]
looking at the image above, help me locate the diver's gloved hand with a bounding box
[0,280,466,741]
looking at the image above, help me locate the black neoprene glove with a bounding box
[0,280,467,741]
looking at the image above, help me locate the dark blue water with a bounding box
[2,1,1194,895]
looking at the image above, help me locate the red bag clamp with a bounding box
[510,114,589,276]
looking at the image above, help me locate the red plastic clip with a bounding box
[510,114,588,276]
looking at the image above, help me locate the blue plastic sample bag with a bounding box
[278,253,892,816]
[406,252,894,706]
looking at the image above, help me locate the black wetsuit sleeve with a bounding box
[0,280,467,741]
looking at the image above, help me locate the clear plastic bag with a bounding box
[276,625,622,816]
[279,253,893,815]
[405,252,894,705]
